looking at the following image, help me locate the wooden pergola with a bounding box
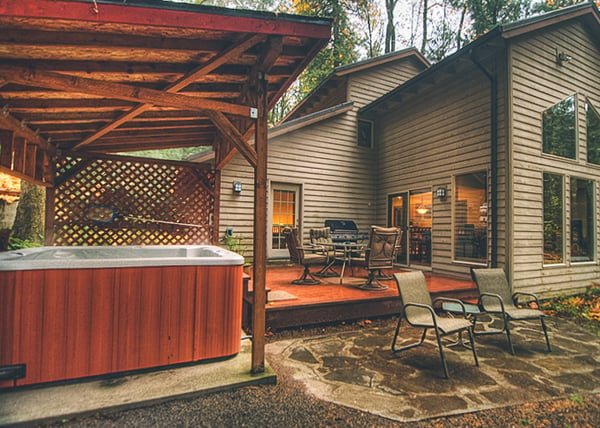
[0,0,330,373]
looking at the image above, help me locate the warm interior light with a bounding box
[416,205,428,215]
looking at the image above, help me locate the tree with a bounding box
[351,0,383,58]
[293,0,358,95]
[467,0,531,37]
[531,0,589,14]
[12,180,45,245]
[384,0,399,53]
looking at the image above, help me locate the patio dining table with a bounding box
[322,242,366,284]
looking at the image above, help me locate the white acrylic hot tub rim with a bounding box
[0,245,244,271]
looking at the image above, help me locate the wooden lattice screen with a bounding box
[53,156,217,246]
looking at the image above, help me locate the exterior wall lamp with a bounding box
[233,181,242,193]
[436,186,447,201]
[556,50,572,65]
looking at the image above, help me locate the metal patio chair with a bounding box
[283,227,328,285]
[471,268,551,355]
[352,225,401,290]
[392,271,479,378]
[309,227,338,277]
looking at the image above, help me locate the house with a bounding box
[359,2,600,297]
[214,48,429,259]
[208,3,599,298]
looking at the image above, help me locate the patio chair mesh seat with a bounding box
[471,268,551,355]
[283,227,328,285]
[392,271,479,378]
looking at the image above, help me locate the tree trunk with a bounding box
[385,0,397,53]
[421,0,429,53]
[12,180,45,244]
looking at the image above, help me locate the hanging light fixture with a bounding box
[415,192,428,215]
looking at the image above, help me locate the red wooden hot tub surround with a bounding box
[0,264,243,388]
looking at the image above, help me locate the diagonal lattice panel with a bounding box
[53,156,216,246]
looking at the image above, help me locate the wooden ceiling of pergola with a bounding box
[0,0,331,185]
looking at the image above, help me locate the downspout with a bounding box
[470,52,498,268]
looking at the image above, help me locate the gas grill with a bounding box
[324,219,369,243]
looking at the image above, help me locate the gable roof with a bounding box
[284,48,429,122]
[361,2,600,118]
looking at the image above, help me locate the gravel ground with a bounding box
[45,318,600,428]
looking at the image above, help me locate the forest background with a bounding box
[0,0,597,245]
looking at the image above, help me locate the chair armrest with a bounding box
[307,244,326,254]
[478,292,506,313]
[512,291,541,308]
[404,302,437,327]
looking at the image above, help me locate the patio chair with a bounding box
[392,271,479,378]
[309,227,337,277]
[352,226,401,291]
[283,227,328,285]
[471,268,551,355]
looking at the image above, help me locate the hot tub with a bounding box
[0,245,244,388]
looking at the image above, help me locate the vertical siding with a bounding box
[220,57,426,259]
[509,21,600,295]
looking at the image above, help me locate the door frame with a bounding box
[268,181,302,259]
[388,188,432,267]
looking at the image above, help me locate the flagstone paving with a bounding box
[266,315,600,422]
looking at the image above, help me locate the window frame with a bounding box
[586,99,600,165]
[542,172,565,266]
[452,170,488,265]
[570,177,595,263]
[357,119,374,148]
[541,94,578,160]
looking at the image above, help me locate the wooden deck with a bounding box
[242,264,478,331]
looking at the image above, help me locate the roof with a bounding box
[0,0,331,183]
[361,2,600,117]
[284,47,429,122]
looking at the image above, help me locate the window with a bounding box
[271,189,296,250]
[543,173,564,265]
[542,95,576,159]
[586,101,600,165]
[357,119,373,148]
[454,171,487,263]
[570,178,594,262]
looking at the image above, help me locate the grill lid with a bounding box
[324,219,358,231]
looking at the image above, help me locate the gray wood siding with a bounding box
[219,57,424,260]
[373,64,503,279]
[349,59,425,109]
[509,21,600,296]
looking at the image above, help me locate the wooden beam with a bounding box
[44,186,55,245]
[216,37,282,170]
[251,71,269,374]
[209,111,257,169]
[11,137,26,174]
[0,130,14,168]
[0,66,254,118]
[72,34,264,149]
[0,108,54,153]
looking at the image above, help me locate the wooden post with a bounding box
[251,71,269,374]
[212,169,221,245]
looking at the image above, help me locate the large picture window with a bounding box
[454,171,487,263]
[570,178,594,262]
[543,173,564,264]
[586,101,600,165]
[542,95,576,159]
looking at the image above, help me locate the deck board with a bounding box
[243,265,478,330]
